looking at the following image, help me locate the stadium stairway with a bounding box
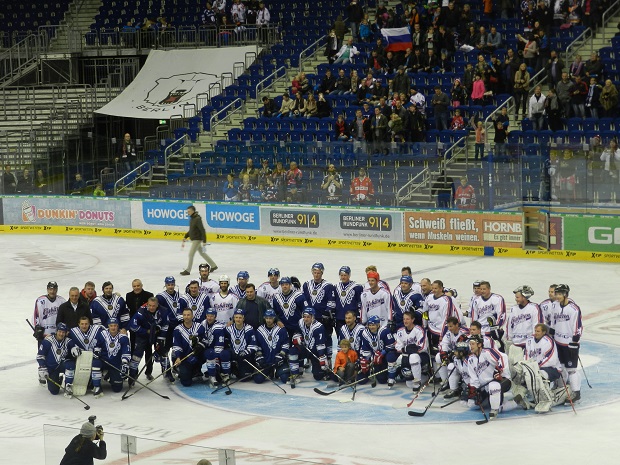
[50,0,103,53]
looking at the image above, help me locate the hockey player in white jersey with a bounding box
[506,285,543,349]
[550,284,583,403]
[423,280,457,354]
[463,280,483,318]
[257,268,281,306]
[33,281,66,339]
[362,266,390,293]
[392,311,429,390]
[469,321,496,350]
[210,275,239,325]
[538,284,557,328]
[230,271,250,299]
[467,334,514,419]
[90,281,129,331]
[338,310,365,354]
[444,340,471,399]
[470,281,506,336]
[95,317,131,393]
[360,271,392,327]
[36,322,69,393]
[436,316,469,387]
[195,263,219,297]
[179,280,212,323]
[65,316,103,397]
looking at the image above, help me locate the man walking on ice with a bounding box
[181,205,217,276]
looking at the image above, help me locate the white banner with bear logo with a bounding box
[95,47,256,119]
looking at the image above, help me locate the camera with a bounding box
[88,416,104,439]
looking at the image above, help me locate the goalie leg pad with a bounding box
[72,351,93,396]
[488,380,502,410]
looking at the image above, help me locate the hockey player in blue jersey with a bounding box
[172,308,205,386]
[224,309,259,380]
[338,310,365,354]
[359,315,396,385]
[273,277,308,337]
[334,266,363,332]
[254,309,290,384]
[289,308,329,383]
[90,281,129,330]
[37,322,69,394]
[65,316,103,397]
[95,317,131,393]
[302,263,336,364]
[392,275,424,330]
[129,296,175,384]
[230,271,250,299]
[179,280,212,323]
[196,308,229,387]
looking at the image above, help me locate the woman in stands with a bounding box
[513,63,530,117]
[305,94,318,117]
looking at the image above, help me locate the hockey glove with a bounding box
[155,338,167,356]
[493,368,503,382]
[275,352,286,366]
[568,342,579,354]
[490,328,504,342]
[360,358,370,374]
[373,350,385,366]
[422,311,429,321]
[404,344,420,355]
[33,325,45,341]
[255,352,265,368]
[193,341,206,355]
[120,362,129,379]
[467,384,478,400]
[188,355,198,365]
[440,350,451,362]
[38,367,49,383]
[238,349,248,357]
[93,346,102,357]
[572,335,581,343]
[70,346,82,358]
[319,356,329,371]
[291,333,304,347]
[548,327,555,336]
[290,276,301,289]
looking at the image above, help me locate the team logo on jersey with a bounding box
[341,291,346,297]
[83,338,89,344]
[235,339,241,344]
[312,290,317,295]
[192,305,197,310]
[400,300,405,305]
[109,342,115,348]
[283,303,289,309]
[268,336,272,341]
[107,305,113,310]
[56,349,62,354]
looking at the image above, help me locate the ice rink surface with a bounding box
[1,234,619,465]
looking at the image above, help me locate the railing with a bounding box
[298,35,327,74]
[255,66,287,108]
[163,134,190,177]
[565,27,593,65]
[396,164,431,206]
[114,161,152,196]
[209,98,245,138]
[602,0,620,41]
[0,35,42,87]
[0,84,94,120]
[483,96,515,149]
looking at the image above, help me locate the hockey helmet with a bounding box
[454,341,470,356]
[219,274,230,283]
[302,307,315,317]
[237,271,250,280]
[108,317,119,326]
[56,323,68,333]
[400,275,414,284]
[47,281,58,289]
[469,334,484,346]
[555,284,570,295]
[198,263,211,271]
[472,280,482,287]
[165,276,176,284]
[205,308,217,316]
[234,308,245,316]
[264,309,277,319]
[339,266,351,275]
[513,285,534,299]
[311,262,325,271]
[445,287,458,298]
[267,268,280,277]
[279,276,292,285]
[367,315,381,325]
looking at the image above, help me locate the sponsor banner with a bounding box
[2,197,130,228]
[563,214,620,252]
[0,198,3,225]
[206,204,260,231]
[261,207,403,241]
[404,211,523,247]
[131,201,191,230]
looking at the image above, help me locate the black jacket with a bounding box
[185,212,207,242]
[236,295,270,329]
[60,436,107,465]
[125,289,154,317]
[56,301,93,329]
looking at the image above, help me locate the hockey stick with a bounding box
[243,359,287,394]
[313,367,390,396]
[578,356,592,389]
[96,355,169,400]
[211,366,264,394]
[392,359,447,409]
[121,353,153,399]
[408,366,456,417]
[439,397,461,409]
[45,376,91,410]
[122,352,191,401]
[475,403,489,425]
[560,374,577,415]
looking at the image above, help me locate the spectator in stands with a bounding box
[291,72,310,95]
[388,113,405,142]
[436,25,455,57]
[35,169,47,193]
[238,174,253,202]
[333,15,346,49]
[292,92,307,117]
[316,93,332,118]
[409,87,426,114]
[545,88,563,131]
[513,63,531,117]
[223,173,239,201]
[276,93,295,117]
[503,48,521,92]
[321,164,344,204]
[495,106,510,128]
[325,30,339,64]
[240,158,259,185]
[305,93,318,117]
[318,70,337,95]
[584,52,604,80]
[202,3,217,27]
[517,32,538,71]
[359,18,372,42]
[258,159,272,187]
[454,176,477,209]
[335,39,361,65]
[567,0,581,24]
[3,164,17,194]
[18,169,34,194]
[450,109,465,130]
[463,24,480,48]
[349,70,360,94]
[272,161,286,199]
[494,120,509,156]
[121,21,138,47]
[350,167,375,205]
[367,50,386,73]
[407,104,426,142]
[335,115,350,141]
[119,133,137,172]
[72,173,86,194]
[333,69,351,96]
[285,161,303,202]
[500,0,515,19]
[451,78,467,107]
[93,183,106,197]
[529,85,546,130]
[371,81,389,105]
[570,75,588,118]
[261,177,278,202]
[558,149,577,201]
[347,0,364,41]
[231,0,247,24]
[432,171,455,208]
[431,85,450,130]
[484,26,502,54]
[256,1,270,42]
[262,96,277,117]
[569,54,585,79]
[556,71,573,117]
[487,55,504,94]
[600,79,619,118]
[411,23,423,50]
[545,50,565,87]
[423,49,439,73]
[462,62,475,97]
[471,73,486,105]
[371,106,388,153]
[585,77,602,119]
[349,109,371,143]
[474,121,486,161]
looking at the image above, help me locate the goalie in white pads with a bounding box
[65,316,103,397]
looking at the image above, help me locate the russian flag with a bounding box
[381,27,412,53]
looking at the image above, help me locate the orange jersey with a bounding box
[333,349,358,373]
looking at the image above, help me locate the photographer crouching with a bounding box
[60,416,107,465]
